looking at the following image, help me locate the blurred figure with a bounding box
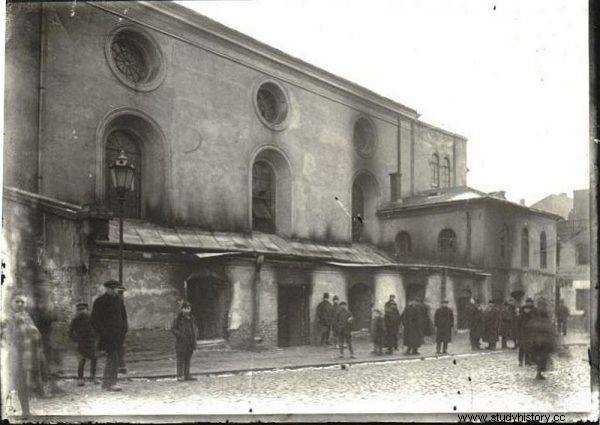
[517,298,537,366]
[466,298,483,350]
[417,297,433,339]
[384,294,401,354]
[371,309,386,356]
[69,302,98,386]
[434,300,454,354]
[316,292,333,346]
[500,299,517,349]
[556,299,570,336]
[483,300,501,350]
[171,300,198,381]
[522,299,557,379]
[335,302,355,359]
[401,299,423,355]
[1,293,45,417]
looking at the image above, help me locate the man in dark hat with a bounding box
[91,280,128,391]
[116,286,128,374]
[401,299,423,355]
[499,299,517,349]
[466,298,483,350]
[69,302,97,386]
[384,294,401,354]
[171,300,198,381]
[434,300,454,354]
[483,300,501,350]
[316,292,333,346]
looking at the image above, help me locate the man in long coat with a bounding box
[556,299,570,336]
[91,280,128,391]
[483,300,501,350]
[401,300,423,355]
[330,295,340,346]
[335,302,355,358]
[384,294,401,353]
[521,299,557,379]
[434,300,454,354]
[417,297,433,338]
[466,298,483,350]
[316,292,333,345]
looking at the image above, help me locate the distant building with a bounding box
[531,193,573,220]
[2,1,561,349]
[556,190,590,330]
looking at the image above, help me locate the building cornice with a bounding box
[89,1,419,123]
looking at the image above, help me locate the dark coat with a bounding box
[401,303,423,348]
[499,304,516,338]
[417,302,433,336]
[517,306,537,341]
[316,300,334,328]
[91,293,128,352]
[384,300,401,333]
[69,312,96,356]
[335,308,353,336]
[483,305,501,343]
[466,303,484,338]
[556,304,570,322]
[434,306,454,343]
[371,315,386,346]
[520,309,557,354]
[171,313,198,353]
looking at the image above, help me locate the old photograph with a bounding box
[0,0,597,422]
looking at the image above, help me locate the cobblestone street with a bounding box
[14,345,592,420]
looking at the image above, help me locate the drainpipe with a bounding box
[251,254,264,347]
[37,2,46,193]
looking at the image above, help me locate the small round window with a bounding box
[254,81,289,130]
[106,26,166,92]
[353,117,376,158]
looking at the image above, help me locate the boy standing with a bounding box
[371,309,385,356]
[335,302,355,359]
[69,302,97,386]
[171,301,198,381]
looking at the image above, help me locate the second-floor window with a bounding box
[438,228,457,257]
[540,231,547,269]
[352,183,364,242]
[252,161,276,233]
[441,157,451,188]
[430,154,440,188]
[499,224,509,261]
[395,231,412,258]
[521,227,529,268]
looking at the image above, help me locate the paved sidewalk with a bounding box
[58,331,589,380]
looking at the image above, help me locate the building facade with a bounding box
[2,1,560,349]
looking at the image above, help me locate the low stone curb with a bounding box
[57,342,587,381]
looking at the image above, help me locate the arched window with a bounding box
[521,227,529,267]
[351,183,364,242]
[540,231,547,269]
[252,161,276,233]
[395,231,412,257]
[105,130,142,218]
[441,157,451,188]
[499,224,510,261]
[438,228,457,257]
[430,154,440,188]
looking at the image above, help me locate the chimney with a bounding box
[520,199,526,206]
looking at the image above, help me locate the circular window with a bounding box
[105,26,166,92]
[253,81,289,130]
[353,117,376,158]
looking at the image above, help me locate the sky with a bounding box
[177,0,589,205]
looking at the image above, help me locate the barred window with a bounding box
[252,161,276,233]
[521,227,529,268]
[395,231,412,257]
[441,157,451,188]
[540,231,547,269]
[438,228,457,254]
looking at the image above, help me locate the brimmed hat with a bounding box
[76,302,89,309]
[103,280,120,289]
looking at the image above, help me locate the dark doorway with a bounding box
[457,288,472,329]
[278,284,310,347]
[349,283,373,331]
[187,276,230,340]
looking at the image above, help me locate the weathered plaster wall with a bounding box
[373,271,405,313]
